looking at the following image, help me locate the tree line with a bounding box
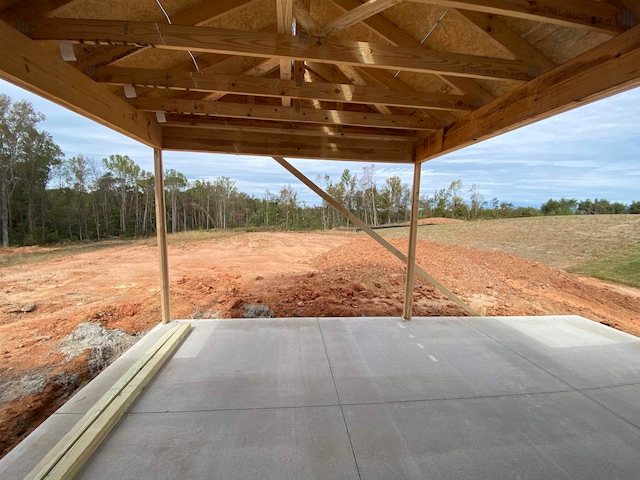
[1,95,638,246]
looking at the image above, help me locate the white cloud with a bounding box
[1,79,639,207]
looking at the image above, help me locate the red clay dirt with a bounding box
[1,231,640,457]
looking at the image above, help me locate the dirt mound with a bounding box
[1,231,639,458]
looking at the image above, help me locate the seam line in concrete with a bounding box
[317,317,363,480]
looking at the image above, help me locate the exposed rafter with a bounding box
[25,18,536,81]
[162,127,416,162]
[135,97,443,130]
[416,24,640,161]
[456,9,556,73]
[409,0,632,34]
[276,0,294,106]
[0,19,161,148]
[0,0,81,22]
[321,0,401,37]
[93,67,482,111]
[329,0,496,104]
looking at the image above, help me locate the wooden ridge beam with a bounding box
[136,97,443,130]
[25,18,535,81]
[410,0,632,34]
[415,23,640,162]
[94,67,481,111]
[0,20,161,148]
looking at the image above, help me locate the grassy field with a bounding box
[378,215,640,287]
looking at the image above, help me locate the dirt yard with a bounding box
[2,229,640,457]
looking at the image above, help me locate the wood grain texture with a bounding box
[0,20,161,148]
[26,18,535,81]
[416,23,640,162]
[411,0,629,34]
[136,97,443,130]
[95,67,481,111]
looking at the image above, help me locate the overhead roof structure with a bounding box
[0,0,639,320]
[0,0,639,163]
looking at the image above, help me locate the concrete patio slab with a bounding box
[2,315,639,480]
[466,316,640,389]
[343,391,640,480]
[320,317,570,404]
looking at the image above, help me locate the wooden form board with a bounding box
[26,323,191,480]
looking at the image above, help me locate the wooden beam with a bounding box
[163,133,414,162]
[163,116,416,140]
[410,0,630,34]
[26,18,535,81]
[0,20,161,148]
[293,0,322,36]
[0,0,81,23]
[402,162,421,321]
[164,119,416,143]
[25,323,191,480]
[100,0,256,69]
[353,67,459,123]
[95,68,481,111]
[273,156,480,316]
[416,23,640,162]
[321,0,401,37]
[163,126,414,153]
[136,97,443,130]
[154,149,171,324]
[329,0,496,103]
[276,0,294,106]
[457,9,556,73]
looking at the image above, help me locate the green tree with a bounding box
[64,155,97,240]
[103,154,139,235]
[164,169,188,233]
[0,95,48,246]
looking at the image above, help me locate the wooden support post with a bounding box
[273,156,480,317]
[402,163,421,321]
[153,149,171,324]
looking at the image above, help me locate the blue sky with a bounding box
[1,79,638,207]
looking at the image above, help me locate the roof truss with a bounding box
[0,0,637,164]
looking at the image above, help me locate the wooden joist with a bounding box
[416,23,640,162]
[410,0,632,34]
[0,19,161,148]
[25,18,535,81]
[163,131,415,162]
[321,0,401,37]
[95,67,481,111]
[136,97,443,130]
[329,0,496,104]
[457,9,556,73]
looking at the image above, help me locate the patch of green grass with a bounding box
[569,245,640,288]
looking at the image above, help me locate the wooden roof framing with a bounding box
[0,0,638,163]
